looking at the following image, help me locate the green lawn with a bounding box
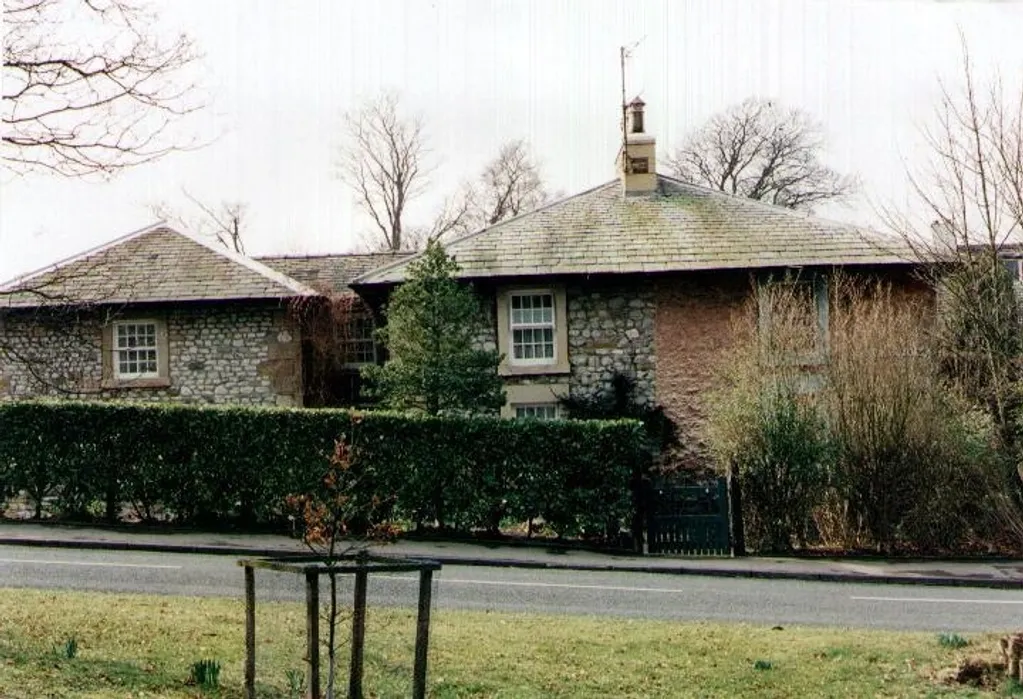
[0,588,1017,698]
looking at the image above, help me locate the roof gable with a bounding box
[355,176,915,285]
[0,223,317,308]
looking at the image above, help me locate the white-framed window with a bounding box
[343,316,376,366]
[514,403,560,420]
[509,291,556,364]
[113,321,160,379]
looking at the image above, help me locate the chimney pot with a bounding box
[620,96,656,196]
[628,97,646,134]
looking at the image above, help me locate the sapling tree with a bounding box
[285,420,395,699]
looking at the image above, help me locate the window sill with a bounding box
[499,361,571,377]
[102,377,172,390]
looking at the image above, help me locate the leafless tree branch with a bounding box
[150,189,247,253]
[2,0,204,177]
[412,138,552,247]
[668,97,857,210]
[881,34,1023,447]
[337,92,430,252]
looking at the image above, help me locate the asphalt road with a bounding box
[0,545,1020,632]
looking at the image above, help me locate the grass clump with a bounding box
[939,633,971,649]
[53,636,78,660]
[188,658,221,690]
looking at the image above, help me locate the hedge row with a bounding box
[0,401,646,537]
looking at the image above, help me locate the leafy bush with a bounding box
[0,401,644,538]
[728,385,832,553]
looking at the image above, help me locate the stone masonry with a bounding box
[564,280,656,405]
[0,303,302,406]
[478,278,657,406]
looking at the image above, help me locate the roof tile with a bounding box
[355,176,914,285]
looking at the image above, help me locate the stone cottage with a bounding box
[0,225,318,406]
[1,98,924,468]
[353,98,924,464]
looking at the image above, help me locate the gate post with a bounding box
[727,470,746,557]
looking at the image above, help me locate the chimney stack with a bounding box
[620,97,656,196]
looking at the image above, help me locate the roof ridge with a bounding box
[169,227,318,297]
[0,221,166,292]
[256,252,411,261]
[351,179,620,285]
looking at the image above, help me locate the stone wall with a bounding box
[0,303,302,406]
[564,279,656,405]
[480,277,657,406]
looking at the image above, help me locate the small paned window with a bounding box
[510,293,556,364]
[114,322,159,379]
[514,403,560,420]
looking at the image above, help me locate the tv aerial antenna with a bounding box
[619,38,645,172]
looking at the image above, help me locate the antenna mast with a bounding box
[619,39,643,173]
[620,45,629,173]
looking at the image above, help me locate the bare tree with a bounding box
[3,0,202,178]
[668,98,857,210]
[413,139,551,246]
[883,40,1023,439]
[881,39,1023,545]
[338,92,429,252]
[471,139,549,226]
[151,189,247,253]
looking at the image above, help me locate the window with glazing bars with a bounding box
[114,322,159,378]
[510,292,555,363]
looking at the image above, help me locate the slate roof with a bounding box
[0,224,317,308]
[257,253,411,295]
[355,175,915,285]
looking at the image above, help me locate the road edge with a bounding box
[1,536,1021,590]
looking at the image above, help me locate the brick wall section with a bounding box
[652,267,934,471]
[0,303,302,406]
[654,271,751,470]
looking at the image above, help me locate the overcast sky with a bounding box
[2,0,1022,281]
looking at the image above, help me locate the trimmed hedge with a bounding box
[0,401,645,537]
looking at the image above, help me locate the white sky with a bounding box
[1,0,1022,281]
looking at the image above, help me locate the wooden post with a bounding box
[349,568,369,699]
[244,565,256,699]
[728,470,746,557]
[305,571,320,699]
[412,569,434,699]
